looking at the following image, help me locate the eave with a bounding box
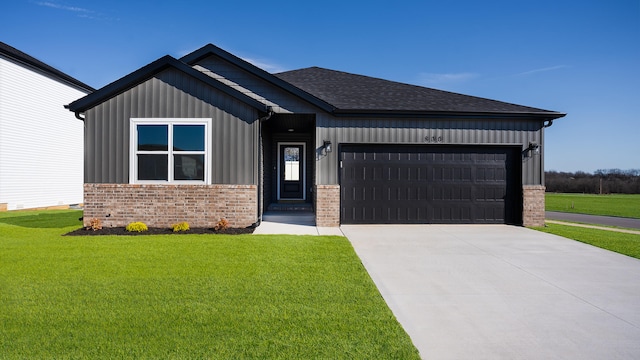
[66,55,268,114]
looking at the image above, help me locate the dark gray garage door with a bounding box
[340,145,521,224]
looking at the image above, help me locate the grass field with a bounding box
[535,223,640,260]
[545,193,640,219]
[0,210,420,359]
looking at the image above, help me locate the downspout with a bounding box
[251,107,274,228]
[541,119,553,186]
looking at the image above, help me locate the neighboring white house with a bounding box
[0,42,94,211]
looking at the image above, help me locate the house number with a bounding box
[424,136,443,143]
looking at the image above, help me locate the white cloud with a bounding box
[36,1,93,14]
[417,72,479,86]
[241,57,287,74]
[35,1,116,21]
[515,65,570,76]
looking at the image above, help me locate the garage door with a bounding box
[340,145,521,224]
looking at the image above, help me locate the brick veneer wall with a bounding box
[84,184,257,228]
[522,185,546,227]
[315,185,340,227]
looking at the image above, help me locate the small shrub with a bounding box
[86,218,102,231]
[214,218,230,231]
[126,222,148,233]
[171,221,190,232]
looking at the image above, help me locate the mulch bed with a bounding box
[65,226,254,236]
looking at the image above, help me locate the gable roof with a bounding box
[180,44,336,113]
[66,43,564,120]
[66,55,268,113]
[0,41,94,92]
[275,67,565,119]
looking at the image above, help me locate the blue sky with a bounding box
[2,0,638,173]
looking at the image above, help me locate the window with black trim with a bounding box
[130,119,211,183]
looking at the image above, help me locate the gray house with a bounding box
[66,44,565,228]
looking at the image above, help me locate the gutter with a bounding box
[63,104,85,121]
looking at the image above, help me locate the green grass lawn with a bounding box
[545,193,640,219]
[0,210,419,359]
[535,223,640,260]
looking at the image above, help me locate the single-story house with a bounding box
[66,43,565,228]
[0,42,94,211]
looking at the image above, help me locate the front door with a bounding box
[279,144,305,200]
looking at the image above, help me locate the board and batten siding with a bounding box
[0,54,89,210]
[315,115,546,186]
[84,68,260,185]
[194,56,321,114]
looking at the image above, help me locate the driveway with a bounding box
[341,225,640,359]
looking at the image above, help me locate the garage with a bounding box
[340,145,522,224]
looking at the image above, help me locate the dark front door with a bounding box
[279,144,304,199]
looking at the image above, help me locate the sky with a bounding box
[2,0,638,173]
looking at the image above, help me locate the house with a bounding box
[0,42,94,211]
[66,43,565,228]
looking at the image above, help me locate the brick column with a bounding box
[315,185,340,227]
[522,185,546,227]
[0,203,7,212]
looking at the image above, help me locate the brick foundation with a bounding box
[315,185,340,227]
[522,185,546,227]
[84,184,257,228]
[0,203,7,212]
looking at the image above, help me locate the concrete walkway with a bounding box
[546,220,640,235]
[341,225,640,359]
[546,211,640,229]
[252,211,344,236]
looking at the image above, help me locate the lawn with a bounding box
[535,223,640,260]
[0,210,419,359]
[546,193,640,219]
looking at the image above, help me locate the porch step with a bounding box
[267,203,313,212]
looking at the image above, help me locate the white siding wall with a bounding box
[0,55,88,210]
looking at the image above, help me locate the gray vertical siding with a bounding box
[85,68,260,184]
[315,115,545,186]
[195,56,320,114]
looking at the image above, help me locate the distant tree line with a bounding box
[546,169,640,194]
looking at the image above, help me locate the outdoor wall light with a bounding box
[323,140,332,153]
[527,141,540,155]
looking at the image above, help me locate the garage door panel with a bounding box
[341,145,521,224]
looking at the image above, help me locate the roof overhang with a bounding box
[66,55,268,114]
[331,109,567,120]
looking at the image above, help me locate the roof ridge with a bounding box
[275,66,564,116]
[0,41,94,92]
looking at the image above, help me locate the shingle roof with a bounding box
[0,41,94,92]
[66,55,267,113]
[275,67,564,117]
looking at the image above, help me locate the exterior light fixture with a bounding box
[527,141,540,155]
[323,140,332,153]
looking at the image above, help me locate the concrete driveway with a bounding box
[341,225,640,359]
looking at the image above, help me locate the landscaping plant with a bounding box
[125,221,148,232]
[171,221,190,232]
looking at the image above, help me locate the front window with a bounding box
[130,119,211,183]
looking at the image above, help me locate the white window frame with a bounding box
[129,118,212,184]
